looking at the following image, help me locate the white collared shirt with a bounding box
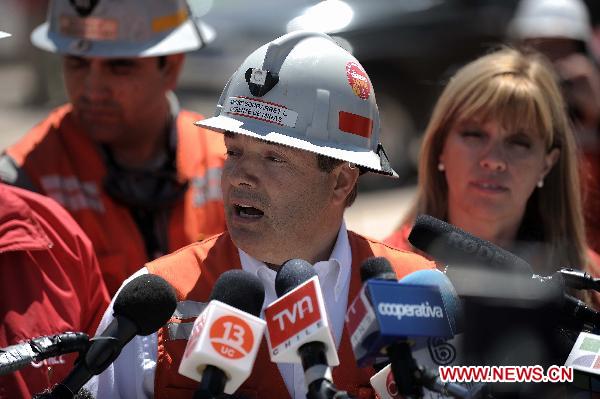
[88,223,353,399]
[240,222,352,398]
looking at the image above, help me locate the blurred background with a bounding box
[1,0,599,238]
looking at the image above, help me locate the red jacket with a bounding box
[0,183,110,399]
[146,231,436,399]
[5,104,226,295]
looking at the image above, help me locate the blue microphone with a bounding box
[345,258,457,368]
[345,258,460,398]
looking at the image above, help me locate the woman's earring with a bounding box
[537,179,544,188]
[437,163,445,172]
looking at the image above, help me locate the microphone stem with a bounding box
[387,342,423,399]
[299,342,351,399]
[193,365,227,399]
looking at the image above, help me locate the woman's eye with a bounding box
[225,150,240,157]
[461,130,483,138]
[510,140,531,149]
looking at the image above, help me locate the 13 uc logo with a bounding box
[210,315,254,359]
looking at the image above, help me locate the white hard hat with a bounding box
[31,0,215,57]
[508,0,591,43]
[195,30,397,177]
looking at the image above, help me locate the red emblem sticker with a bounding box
[210,315,254,359]
[346,61,370,100]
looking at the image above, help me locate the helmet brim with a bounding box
[31,19,215,57]
[196,115,398,178]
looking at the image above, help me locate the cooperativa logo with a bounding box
[378,302,444,320]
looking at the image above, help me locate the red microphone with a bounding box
[265,259,346,399]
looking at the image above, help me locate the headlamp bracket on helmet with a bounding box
[69,0,99,17]
[245,68,279,97]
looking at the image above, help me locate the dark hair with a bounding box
[316,154,358,207]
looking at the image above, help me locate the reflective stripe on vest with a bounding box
[40,175,104,212]
[167,300,207,341]
[192,167,222,207]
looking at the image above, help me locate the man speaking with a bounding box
[91,30,434,398]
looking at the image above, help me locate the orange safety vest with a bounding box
[147,230,436,399]
[6,104,226,295]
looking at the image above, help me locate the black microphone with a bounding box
[553,268,600,292]
[49,274,177,398]
[33,387,94,399]
[0,332,89,376]
[408,215,600,330]
[408,214,532,275]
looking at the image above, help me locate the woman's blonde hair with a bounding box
[406,47,587,274]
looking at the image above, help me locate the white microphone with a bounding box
[178,270,266,397]
[370,364,400,399]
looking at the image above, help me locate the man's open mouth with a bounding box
[234,203,265,219]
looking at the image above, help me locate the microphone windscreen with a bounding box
[113,274,177,336]
[210,270,265,317]
[408,214,532,275]
[400,269,464,334]
[360,257,396,282]
[275,259,316,297]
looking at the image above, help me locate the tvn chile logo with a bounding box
[345,61,371,100]
[210,315,254,359]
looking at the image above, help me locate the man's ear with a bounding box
[161,53,185,91]
[331,163,359,206]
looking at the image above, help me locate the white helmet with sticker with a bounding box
[31,0,215,57]
[508,0,591,43]
[195,30,397,177]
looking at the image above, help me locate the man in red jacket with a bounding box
[0,0,226,295]
[0,182,110,398]
[90,31,435,399]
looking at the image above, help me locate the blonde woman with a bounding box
[386,48,600,306]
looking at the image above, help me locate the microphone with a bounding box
[408,214,531,275]
[345,258,455,368]
[0,332,89,376]
[264,259,344,399]
[178,270,266,398]
[369,363,489,399]
[564,330,600,393]
[49,274,177,398]
[33,387,95,399]
[345,258,455,398]
[408,215,600,330]
[547,268,600,292]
